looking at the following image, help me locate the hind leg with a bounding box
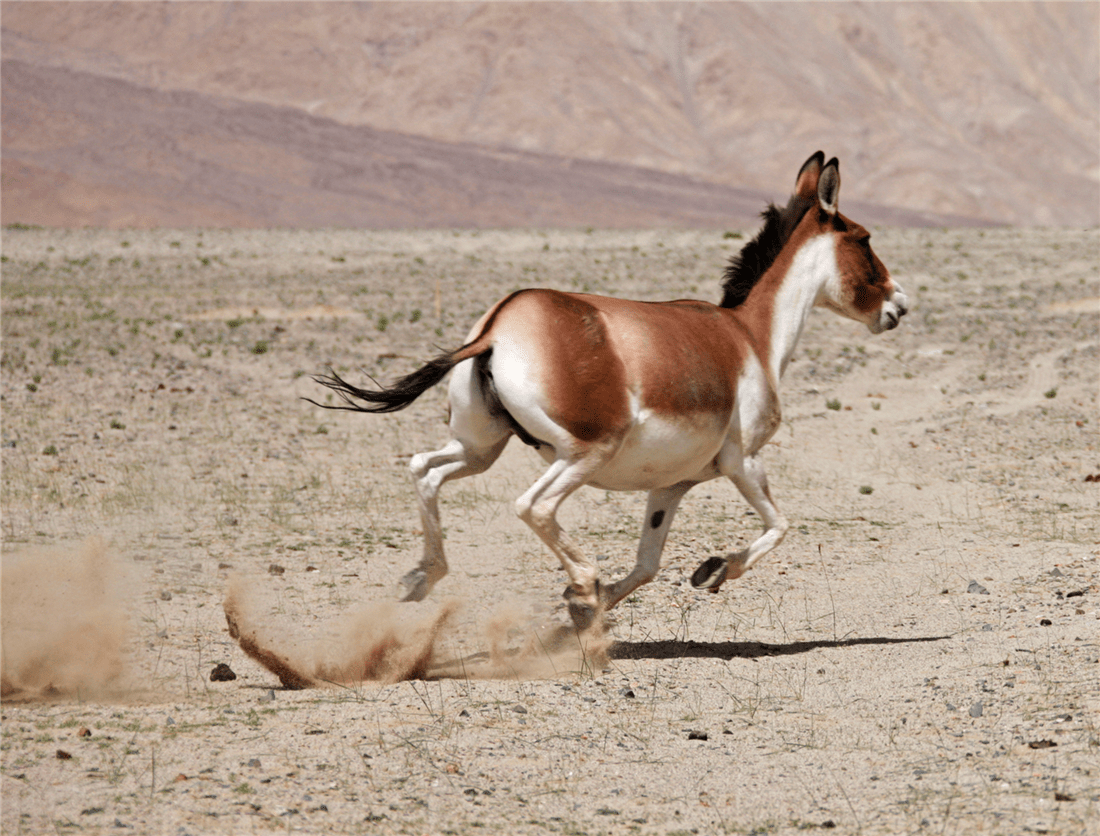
[399,436,508,600]
[399,360,510,601]
[514,453,613,629]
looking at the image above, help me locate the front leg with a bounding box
[691,453,788,591]
[601,482,694,610]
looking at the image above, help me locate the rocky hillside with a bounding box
[2,1,1096,227]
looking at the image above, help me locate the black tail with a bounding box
[304,352,462,414]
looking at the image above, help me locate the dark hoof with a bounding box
[398,570,429,602]
[690,556,727,589]
[567,599,598,631]
[563,583,601,631]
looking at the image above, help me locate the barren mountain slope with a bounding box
[1,58,991,230]
[2,1,1097,226]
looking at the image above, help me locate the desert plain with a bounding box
[1,223,1098,835]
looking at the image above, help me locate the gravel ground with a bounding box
[2,225,1098,835]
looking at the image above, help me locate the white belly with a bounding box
[587,411,726,491]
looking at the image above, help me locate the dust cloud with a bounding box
[1,538,130,700]
[223,576,609,689]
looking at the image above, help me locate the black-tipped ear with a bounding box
[795,151,825,199]
[818,157,840,215]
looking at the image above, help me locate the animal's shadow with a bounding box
[610,634,949,662]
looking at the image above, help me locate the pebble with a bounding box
[210,663,237,682]
[967,580,990,595]
[969,702,984,718]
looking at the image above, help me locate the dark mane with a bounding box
[720,194,815,308]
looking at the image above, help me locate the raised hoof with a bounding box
[563,584,601,632]
[690,555,727,590]
[397,570,430,602]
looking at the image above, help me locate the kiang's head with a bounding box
[794,151,909,334]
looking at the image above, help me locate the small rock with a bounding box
[619,688,636,698]
[1039,618,1053,626]
[1028,739,1057,749]
[967,580,990,595]
[687,730,708,741]
[268,564,285,575]
[210,663,237,682]
[969,702,984,718]
[77,727,92,738]
[159,590,173,601]
[511,704,528,714]
[56,749,72,760]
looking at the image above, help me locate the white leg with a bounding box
[400,434,508,601]
[691,453,789,591]
[514,454,610,628]
[601,482,694,610]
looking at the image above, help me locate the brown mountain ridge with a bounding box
[2,2,1097,228]
[1,60,987,230]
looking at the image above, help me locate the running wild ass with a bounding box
[310,152,909,629]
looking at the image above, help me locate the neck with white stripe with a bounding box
[766,234,837,383]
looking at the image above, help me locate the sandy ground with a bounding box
[1,225,1098,835]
